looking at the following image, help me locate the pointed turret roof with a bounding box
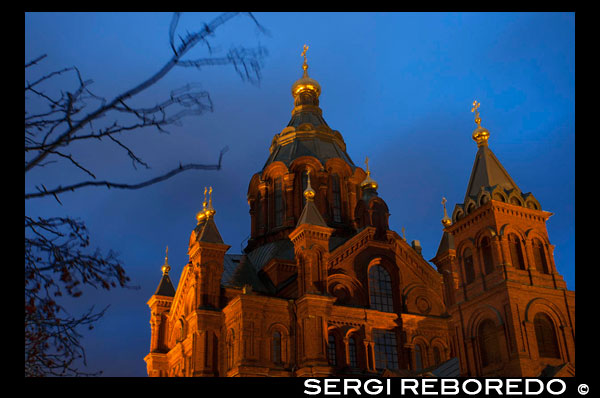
[296,169,327,227]
[463,145,521,204]
[154,273,176,297]
[192,186,224,244]
[154,247,175,297]
[297,199,328,228]
[193,216,224,244]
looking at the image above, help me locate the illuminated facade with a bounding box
[144,49,575,377]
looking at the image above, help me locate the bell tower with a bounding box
[431,102,575,377]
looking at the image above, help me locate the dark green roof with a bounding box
[435,231,455,258]
[463,145,521,204]
[154,273,175,297]
[297,199,327,228]
[192,216,224,244]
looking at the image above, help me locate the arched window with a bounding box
[331,174,342,223]
[463,248,475,285]
[532,239,549,274]
[414,344,423,371]
[256,191,264,231]
[274,177,284,227]
[373,330,399,370]
[478,319,501,367]
[433,346,442,366]
[510,196,522,206]
[481,237,494,275]
[493,193,505,202]
[227,330,235,370]
[369,265,394,312]
[508,234,526,270]
[534,313,560,359]
[272,331,282,364]
[327,334,337,366]
[348,335,358,368]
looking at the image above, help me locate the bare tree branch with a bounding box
[25,11,266,377]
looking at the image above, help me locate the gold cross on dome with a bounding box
[471,100,481,126]
[301,44,309,71]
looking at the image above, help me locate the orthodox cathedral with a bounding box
[144,48,575,377]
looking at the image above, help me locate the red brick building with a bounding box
[144,54,575,377]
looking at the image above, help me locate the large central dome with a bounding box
[263,48,355,170]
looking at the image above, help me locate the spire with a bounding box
[303,168,316,201]
[471,100,490,147]
[441,197,452,227]
[154,246,175,297]
[297,169,327,227]
[192,186,224,244]
[161,246,171,275]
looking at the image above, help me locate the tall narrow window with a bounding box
[348,336,358,368]
[463,248,475,285]
[373,330,399,370]
[481,237,494,275]
[331,174,342,223]
[369,265,394,312]
[508,234,526,270]
[478,319,501,367]
[534,313,560,358]
[327,334,337,366]
[433,346,441,366]
[272,331,282,364]
[532,239,549,274]
[414,344,423,371]
[256,192,264,231]
[274,177,284,227]
[227,330,235,370]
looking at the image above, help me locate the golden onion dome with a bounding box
[471,100,490,147]
[360,156,379,191]
[291,44,321,99]
[303,169,316,201]
[441,197,452,227]
[291,74,321,98]
[161,246,171,275]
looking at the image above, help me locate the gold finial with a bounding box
[441,197,452,227]
[301,44,309,75]
[291,44,321,98]
[161,246,171,275]
[196,187,208,223]
[303,168,316,201]
[360,156,378,190]
[471,101,481,125]
[471,100,490,147]
[205,186,216,218]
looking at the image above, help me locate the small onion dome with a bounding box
[360,156,378,191]
[161,246,171,275]
[292,44,321,98]
[441,197,452,227]
[471,100,490,147]
[291,73,321,98]
[472,125,490,147]
[304,169,316,201]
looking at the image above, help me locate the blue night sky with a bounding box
[25,12,574,376]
